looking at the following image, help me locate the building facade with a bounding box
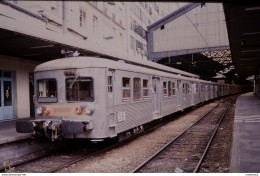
[0,1,183,121]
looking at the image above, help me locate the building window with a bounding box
[168,81,172,96]
[103,2,107,15]
[163,82,167,97]
[112,13,115,21]
[122,77,131,102]
[130,36,135,50]
[79,9,86,28]
[153,2,159,14]
[92,1,97,7]
[108,76,113,93]
[93,16,98,34]
[143,79,149,99]
[133,78,141,101]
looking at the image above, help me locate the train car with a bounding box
[16,56,246,141]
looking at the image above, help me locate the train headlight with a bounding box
[44,107,50,115]
[84,107,94,115]
[36,106,44,115]
[75,106,83,115]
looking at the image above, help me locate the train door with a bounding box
[107,69,116,136]
[191,82,194,105]
[29,73,35,117]
[0,71,14,121]
[205,85,209,100]
[177,80,182,110]
[107,70,115,107]
[152,77,161,118]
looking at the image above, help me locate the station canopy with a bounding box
[148,3,234,80]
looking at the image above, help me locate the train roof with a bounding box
[35,57,214,83]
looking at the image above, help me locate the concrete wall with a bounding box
[0,1,180,61]
[0,56,41,119]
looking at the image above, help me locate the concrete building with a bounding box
[0,1,182,121]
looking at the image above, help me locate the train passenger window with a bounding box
[122,77,131,101]
[172,82,176,95]
[187,83,190,94]
[195,84,199,93]
[37,79,57,103]
[183,83,186,94]
[133,78,141,101]
[168,81,172,96]
[143,79,149,99]
[201,85,205,92]
[66,77,93,102]
[108,76,113,92]
[163,82,167,97]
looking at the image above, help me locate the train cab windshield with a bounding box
[37,79,57,103]
[66,77,94,102]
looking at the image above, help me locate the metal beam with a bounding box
[147,3,202,61]
[147,3,202,31]
[150,46,230,62]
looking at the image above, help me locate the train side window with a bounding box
[143,79,149,99]
[187,83,190,94]
[122,77,131,102]
[163,81,167,97]
[172,82,176,95]
[108,76,113,93]
[195,84,199,93]
[168,81,172,96]
[183,83,186,94]
[133,78,141,101]
[201,85,205,92]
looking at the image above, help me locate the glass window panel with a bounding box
[108,76,113,93]
[133,78,141,101]
[66,78,93,102]
[168,81,172,96]
[172,82,175,95]
[37,79,57,103]
[4,81,12,106]
[122,77,131,101]
[163,82,167,97]
[3,72,11,78]
[143,79,149,98]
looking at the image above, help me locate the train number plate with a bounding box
[117,111,126,122]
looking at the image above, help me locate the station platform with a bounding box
[230,92,260,173]
[0,118,32,145]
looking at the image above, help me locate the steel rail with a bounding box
[131,102,221,173]
[193,102,232,173]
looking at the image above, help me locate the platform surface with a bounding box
[0,118,32,145]
[230,92,260,173]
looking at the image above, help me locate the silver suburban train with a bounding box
[16,56,248,141]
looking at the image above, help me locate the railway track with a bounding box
[1,97,232,173]
[132,97,235,173]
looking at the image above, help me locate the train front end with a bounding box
[16,67,105,141]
